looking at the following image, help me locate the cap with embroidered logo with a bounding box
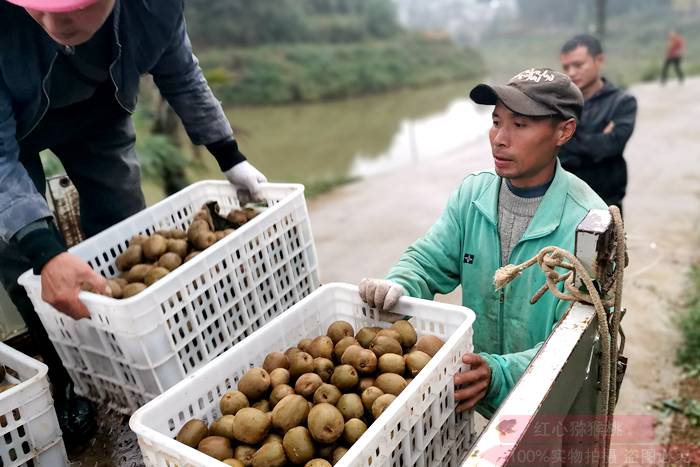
[469,68,583,121]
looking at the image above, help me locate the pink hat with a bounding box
[5,0,100,13]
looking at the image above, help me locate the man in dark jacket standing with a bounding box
[559,34,637,212]
[0,0,266,448]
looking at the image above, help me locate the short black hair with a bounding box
[561,34,603,56]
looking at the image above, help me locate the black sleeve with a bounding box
[13,220,67,274]
[563,94,638,163]
[205,138,247,172]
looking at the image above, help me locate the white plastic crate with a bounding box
[0,342,67,467]
[18,182,320,414]
[129,283,476,467]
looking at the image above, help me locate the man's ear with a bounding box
[557,118,577,146]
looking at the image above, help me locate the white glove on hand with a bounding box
[358,278,405,321]
[224,161,268,202]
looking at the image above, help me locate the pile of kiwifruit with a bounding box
[105,203,261,299]
[174,320,445,466]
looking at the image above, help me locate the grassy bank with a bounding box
[199,35,484,105]
[678,266,700,369]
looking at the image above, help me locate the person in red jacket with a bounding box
[661,30,685,85]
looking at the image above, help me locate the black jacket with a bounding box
[558,79,637,207]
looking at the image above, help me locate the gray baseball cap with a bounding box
[469,68,583,120]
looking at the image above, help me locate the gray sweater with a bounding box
[498,179,550,265]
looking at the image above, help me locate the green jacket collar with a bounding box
[473,160,569,241]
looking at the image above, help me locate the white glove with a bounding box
[358,278,405,321]
[224,161,268,202]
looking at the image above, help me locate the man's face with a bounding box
[25,0,115,46]
[560,45,603,92]
[489,102,575,188]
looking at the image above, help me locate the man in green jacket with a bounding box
[359,68,606,418]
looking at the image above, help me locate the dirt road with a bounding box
[309,78,700,446]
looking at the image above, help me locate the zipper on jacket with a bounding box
[108,38,132,114]
[20,52,59,141]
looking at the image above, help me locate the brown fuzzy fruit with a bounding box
[184,251,201,262]
[312,357,334,383]
[253,399,271,413]
[336,393,364,421]
[355,327,380,349]
[333,336,360,362]
[238,368,271,401]
[143,234,168,260]
[129,234,148,246]
[234,445,256,466]
[269,368,291,388]
[295,373,323,399]
[175,419,208,448]
[283,426,315,464]
[271,394,310,433]
[122,282,147,298]
[158,252,183,271]
[332,447,348,464]
[374,373,408,396]
[391,320,418,349]
[313,383,342,405]
[166,239,188,258]
[116,244,143,271]
[144,267,169,286]
[358,377,375,392]
[343,418,368,445]
[369,335,403,358]
[252,442,287,467]
[371,394,397,419]
[326,320,355,344]
[126,264,153,283]
[220,390,249,416]
[289,352,314,380]
[340,345,364,365]
[307,403,344,444]
[106,280,123,299]
[297,338,313,353]
[270,384,295,407]
[197,436,234,461]
[415,335,445,357]
[308,336,334,360]
[209,415,236,439]
[223,459,245,467]
[263,352,290,373]
[232,408,270,445]
[170,228,187,240]
[350,348,378,375]
[405,351,432,376]
[305,460,332,467]
[376,328,402,342]
[361,386,384,412]
[378,353,405,375]
[330,365,358,391]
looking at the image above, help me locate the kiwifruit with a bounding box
[253,399,271,413]
[235,445,256,466]
[289,352,314,379]
[333,336,359,362]
[350,348,378,375]
[376,328,402,342]
[285,347,302,358]
[369,335,403,357]
[243,207,259,221]
[270,384,295,407]
[116,244,143,271]
[374,373,407,396]
[252,441,287,467]
[313,383,342,405]
[308,336,334,360]
[326,320,354,344]
[155,229,173,238]
[0,383,14,393]
[129,234,148,246]
[209,415,236,439]
[232,407,271,445]
[184,251,201,262]
[269,368,291,388]
[307,403,344,444]
[330,365,358,391]
[126,264,153,283]
[332,447,348,464]
[305,459,332,467]
[340,345,364,365]
[214,231,227,242]
[355,327,379,349]
[228,210,248,228]
[144,266,170,286]
[238,368,271,401]
[166,239,188,258]
[371,394,397,419]
[282,426,315,464]
[223,459,245,467]
[263,352,290,373]
[175,419,208,448]
[220,390,249,416]
[193,209,213,227]
[415,335,445,357]
[191,230,217,250]
[122,282,147,298]
[378,353,405,375]
[106,279,123,299]
[197,436,234,461]
[188,218,210,236]
[336,393,364,421]
[263,433,283,445]
[358,377,375,392]
[391,320,418,349]
[170,228,187,240]
[143,234,167,260]
[295,373,323,399]
[298,338,313,353]
[361,386,384,412]
[113,277,129,289]
[271,394,310,433]
[158,252,183,271]
[313,357,334,383]
[343,418,368,445]
[405,351,432,376]
[315,444,335,461]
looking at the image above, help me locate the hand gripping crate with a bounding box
[0,342,68,467]
[129,283,476,467]
[18,182,320,414]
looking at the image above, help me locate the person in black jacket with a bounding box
[559,34,637,212]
